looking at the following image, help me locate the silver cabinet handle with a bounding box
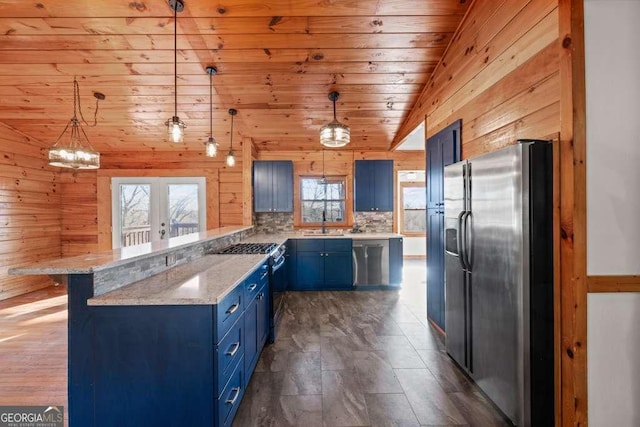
[226,342,240,357]
[226,303,239,315]
[257,293,264,300]
[226,387,241,405]
[247,283,257,292]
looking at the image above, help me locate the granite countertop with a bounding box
[9,226,252,276]
[88,253,268,306]
[247,232,403,241]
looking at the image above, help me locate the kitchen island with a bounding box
[9,227,403,426]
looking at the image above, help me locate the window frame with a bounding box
[399,181,427,237]
[295,174,350,228]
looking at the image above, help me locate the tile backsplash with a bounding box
[353,211,393,233]
[254,212,294,233]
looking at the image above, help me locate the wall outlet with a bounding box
[166,253,177,267]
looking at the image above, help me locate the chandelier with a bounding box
[320,91,350,148]
[48,77,104,169]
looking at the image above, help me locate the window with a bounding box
[299,176,347,225]
[400,182,427,236]
[111,177,206,248]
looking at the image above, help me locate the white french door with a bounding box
[111,177,206,248]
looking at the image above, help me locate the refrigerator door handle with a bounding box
[465,211,473,271]
[456,211,468,270]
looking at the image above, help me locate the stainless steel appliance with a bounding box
[444,140,554,426]
[213,242,287,343]
[353,239,389,286]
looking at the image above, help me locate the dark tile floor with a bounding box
[233,261,510,427]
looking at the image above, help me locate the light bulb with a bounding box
[205,138,218,157]
[226,151,235,167]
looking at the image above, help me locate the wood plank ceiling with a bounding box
[0,0,468,153]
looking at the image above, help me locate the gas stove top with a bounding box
[213,243,279,255]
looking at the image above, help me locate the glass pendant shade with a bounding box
[205,137,218,157]
[48,120,100,169]
[320,91,350,148]
[226,150,236,167]
[166,116,185,143]
[320,120,350,148]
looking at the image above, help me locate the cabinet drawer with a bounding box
[217,357,245,427]
[244,263,268,302]
[295,239,324,252]
[215,317,243,397]
[325,239,352,252]
[215,285,243,341]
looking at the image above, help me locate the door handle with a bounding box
[159,222,166,239]
[226,342,240,357]
[226,303,239,315]
[225,387,241,405]
[465,212,473,271]
[456,211,467,270]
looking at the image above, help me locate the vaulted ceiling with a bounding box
[0,0,468,153]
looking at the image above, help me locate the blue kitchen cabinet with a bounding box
[293,239,353,290]
[295,252,325,290]
[243,264,269,383]
[253,160,293,213]
[89,261,270,427]
[389,237,403,286]
[354,160,394,212]
[426,119,460,331]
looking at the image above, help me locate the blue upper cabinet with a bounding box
[354,160,394,212]
[253,160,293,213]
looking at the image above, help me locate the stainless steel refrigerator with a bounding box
[444,140,554,426]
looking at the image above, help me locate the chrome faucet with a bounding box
[321,210,327,234]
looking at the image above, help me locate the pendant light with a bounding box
[164,0,185,143]
[226,108,237,167]
[204,66,218,157]
[48,77,104,169]
[320,91,350,148]
[319,149,327,184]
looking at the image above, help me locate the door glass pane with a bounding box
[403,186,427,234]
[167,184,200,237]
[120,184,151,247]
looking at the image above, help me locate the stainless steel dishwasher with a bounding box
[352,239,389,286]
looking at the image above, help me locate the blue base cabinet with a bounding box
[85,262,269,427]
[292,239,353,290]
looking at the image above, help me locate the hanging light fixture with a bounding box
[226,108,237,167]
[320,91,350,148]
[165,0,185,143]
[204,66,218,157]
[48,77,104,169]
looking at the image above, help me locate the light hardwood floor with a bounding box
[0,261,508,427]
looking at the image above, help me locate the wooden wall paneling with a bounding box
[59,172,98,256]
[558,0,588,425]
[587,276,640,293]
[96,176,111,252]
[393,0,558,146]
[241,138,253,226]
[0,124,59,301]
[206,170,220,231]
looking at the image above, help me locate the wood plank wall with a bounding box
[0,124,60,300]
[394,0,560,152]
